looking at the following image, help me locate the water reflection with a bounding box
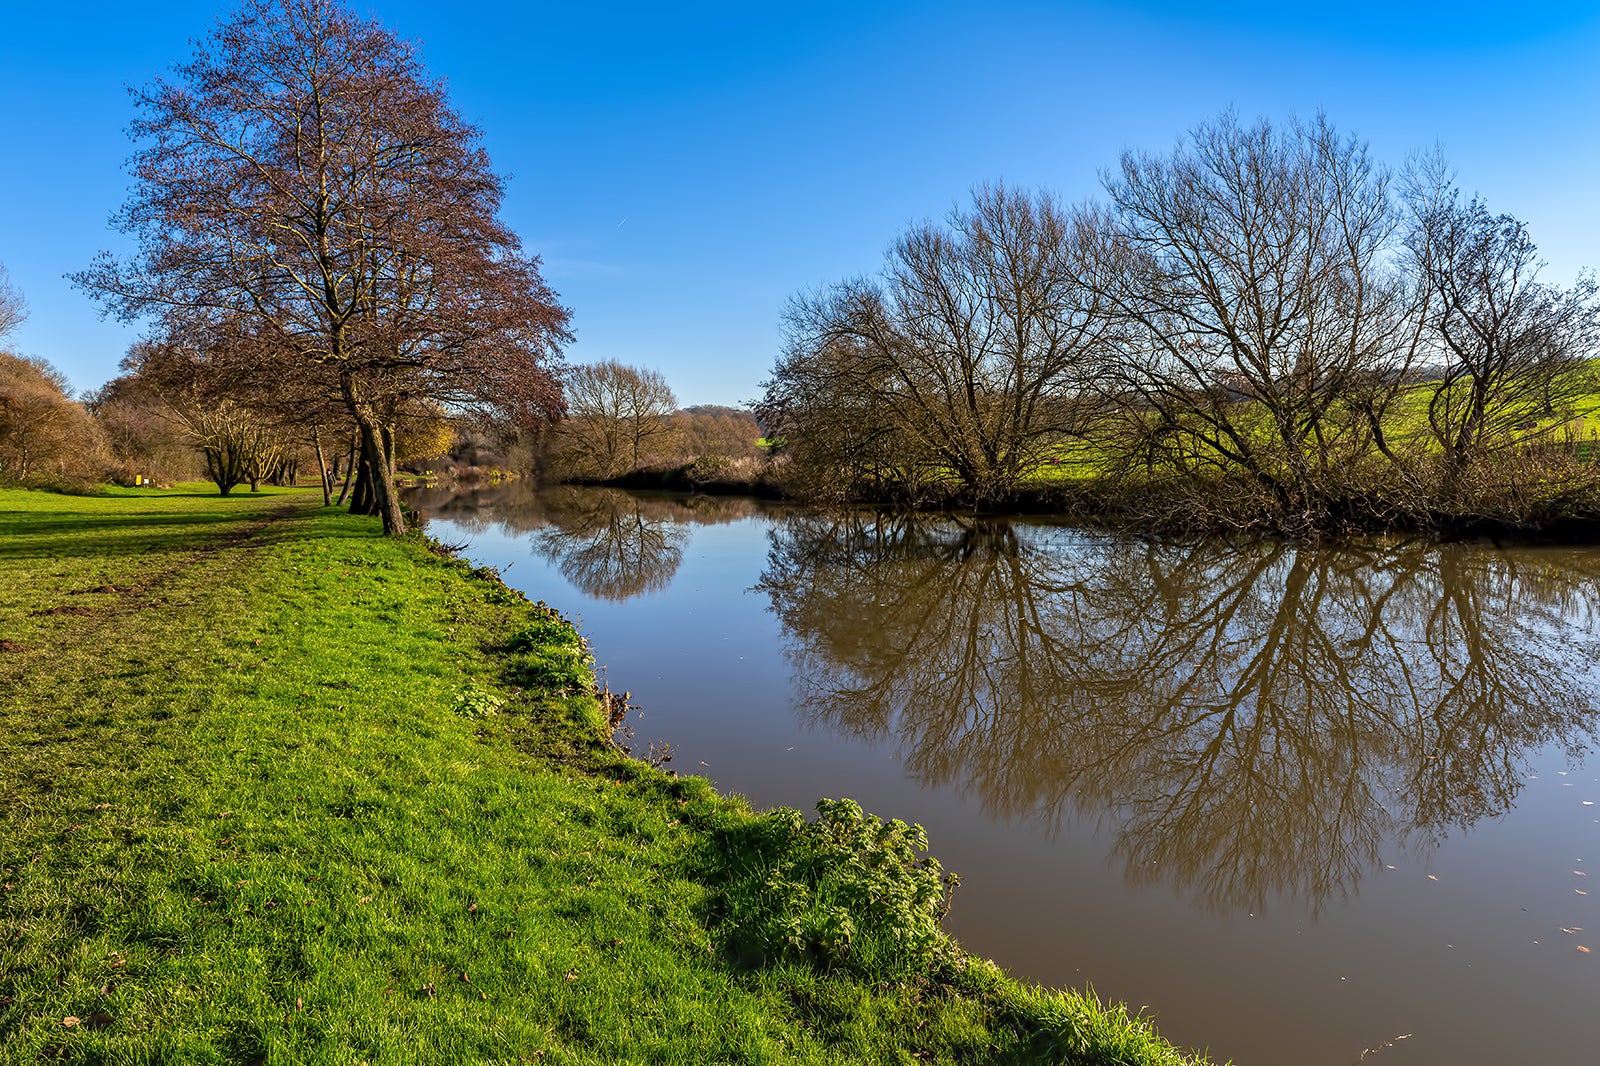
[529,487,687,600]
[410,483,761,600]
[756,514,1600,912]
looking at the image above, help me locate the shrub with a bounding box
[450,684,504,718]
[718,798,959,982]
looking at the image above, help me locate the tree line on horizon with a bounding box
[757,114,1600,534]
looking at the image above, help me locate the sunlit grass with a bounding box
[0,486,1211,1065]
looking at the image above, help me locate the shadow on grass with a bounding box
[0,509,377,560]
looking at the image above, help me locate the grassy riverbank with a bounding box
[0,486,1210,1064]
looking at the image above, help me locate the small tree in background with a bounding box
[0,354,107,484]
[551,361,678,477]
[0,263,26,342]
[1404,157,1600,490]
[120,335,301,495]
[764,185,1116,504]
[86,374,204,485]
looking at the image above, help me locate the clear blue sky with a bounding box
[2,1,1597,406]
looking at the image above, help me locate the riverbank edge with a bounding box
[561,465,1600,545]
[0,485,1212,1065]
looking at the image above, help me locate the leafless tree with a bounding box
[763,184,1116,504]
[1402,156,1600,492]
[121,335,302,494]
[1085,112,1418,531]
[551,361,678,477]
[0,263,25,341]
[75,0,569,533]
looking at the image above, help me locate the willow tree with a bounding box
[76,0,568,533]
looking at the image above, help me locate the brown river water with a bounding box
[407,483,1600,1065]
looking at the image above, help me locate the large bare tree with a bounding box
[1086,112,1417,530]
[76,0,569,533]
[764,184,1115,504]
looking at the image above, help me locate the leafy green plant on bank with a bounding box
[449,683,504,718]
[717,799,958,980]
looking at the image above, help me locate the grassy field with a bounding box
[0,485,1210,1065]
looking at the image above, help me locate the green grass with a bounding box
[0,484,1212,1065]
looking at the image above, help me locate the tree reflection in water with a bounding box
[410,483,760,601]
[531,488,690,600]
[756,514,1600,913]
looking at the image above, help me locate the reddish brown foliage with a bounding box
[76,0,569,531]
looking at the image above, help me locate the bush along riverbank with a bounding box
[0,485,1211,1065]
[567,455,791,501]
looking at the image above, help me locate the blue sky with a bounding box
[1,1,1597,406]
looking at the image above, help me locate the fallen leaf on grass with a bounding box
[61,1017,80,1028]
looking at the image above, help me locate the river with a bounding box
[407,483,1600,1065]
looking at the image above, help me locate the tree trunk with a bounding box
[351,458,373,515]
[356,417,406,534]
[338,372,406,534]
[336,435,358,507]
[312,427,333,506]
